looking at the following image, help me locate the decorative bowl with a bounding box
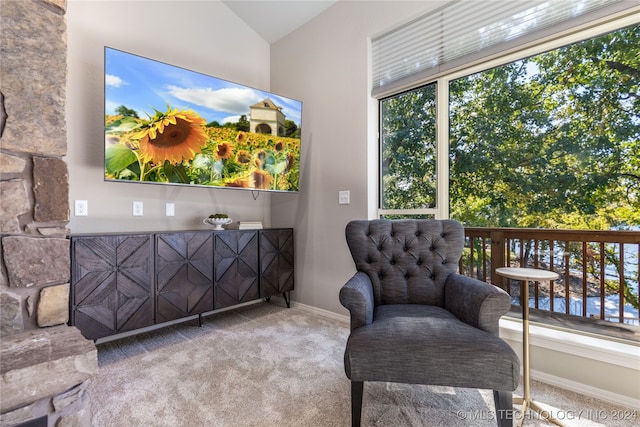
[203,217,233,230]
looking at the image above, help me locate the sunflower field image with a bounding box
[105,105,300,191]
[104,47,302,192]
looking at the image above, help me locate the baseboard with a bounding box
[284,299,350,324]
[530,369,640,410]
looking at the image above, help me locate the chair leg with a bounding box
[493,390,513,427]
[351,381,364,427]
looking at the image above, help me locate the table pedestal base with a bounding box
[495,268,563,427]
[513,396,564,427]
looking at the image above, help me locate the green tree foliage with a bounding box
[115,105,139,118]
[237,114,250,132]
[449,24,640,230]
[205,120,243,131]
[381,84,437,209]
[285,120,299,138]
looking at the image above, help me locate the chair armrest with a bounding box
[444,273,511,335]
[339,272,375,331]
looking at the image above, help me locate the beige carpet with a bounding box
[88,302,637,426]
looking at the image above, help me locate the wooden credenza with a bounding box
[70,228,294,340]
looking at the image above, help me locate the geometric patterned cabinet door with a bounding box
[155,232,214,323]
[259,229,294,300]
[70,234,154,340]
[213,231,259,309]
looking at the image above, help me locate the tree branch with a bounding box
[591,56,640,79]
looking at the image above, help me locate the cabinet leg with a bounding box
[198,313,203,327]
[283,291,291,308]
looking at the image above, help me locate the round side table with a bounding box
[495,267,562,427]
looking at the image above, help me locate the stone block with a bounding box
[0,152,27,174]
[0,291,23,336]
[37,283,69,327]
[33,157,69,222]
[24,225,70,237]
[26,295,35,317]
[39,227,70,237]
[0,401,35,426]
[0,0,67,157]
[43,0,67,14]
[0,326,97,413]
[52,382,86,412]
[1,236,70,287]
[0,179,30,233]
[56,407,90,427]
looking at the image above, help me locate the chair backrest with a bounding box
[345,219,464,307]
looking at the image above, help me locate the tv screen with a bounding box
[104,47,302,192]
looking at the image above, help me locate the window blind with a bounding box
[371,0,638,98]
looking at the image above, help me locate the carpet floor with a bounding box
[87,302,637,426]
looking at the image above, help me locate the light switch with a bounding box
[166,203,175,217]
[338,190,350,205]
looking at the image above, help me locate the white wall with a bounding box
[270,1,443,314]
[66,0,273,233]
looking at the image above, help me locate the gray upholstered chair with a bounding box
[339,219,519,427]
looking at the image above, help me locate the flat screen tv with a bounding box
[104,47,302,192]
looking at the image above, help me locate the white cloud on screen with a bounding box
[105,74,126,88]
[222,115,241,124]
[167,86,262,114]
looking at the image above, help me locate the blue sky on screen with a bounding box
[104,47,302,128]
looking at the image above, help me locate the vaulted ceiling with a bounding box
[222,0,338,44]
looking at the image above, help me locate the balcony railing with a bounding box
[460,227,640,326]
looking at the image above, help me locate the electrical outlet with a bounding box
[165,203,175,217]
[338,190,350,205]
[74,200,88,216]
[133,201,144,216]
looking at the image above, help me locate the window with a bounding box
[449,24,640,229]
[376,17,640,327]
[379,84,437,218]
[377,15,640,223]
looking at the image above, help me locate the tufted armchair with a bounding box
[339,219,519,427]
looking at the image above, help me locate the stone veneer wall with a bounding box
[1,1,97,425]
[1,0,70,338]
